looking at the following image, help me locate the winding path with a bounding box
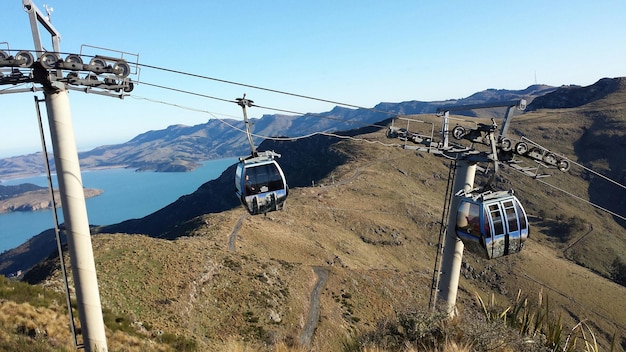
[299,266,330,348]
[228,214,248,251]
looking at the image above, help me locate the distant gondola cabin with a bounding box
[455,191,529,259]
[235,155,288,215]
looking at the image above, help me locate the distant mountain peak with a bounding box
[527,77,626,110]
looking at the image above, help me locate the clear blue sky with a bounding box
[1,0,625,158]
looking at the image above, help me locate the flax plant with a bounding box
[474,289,617,352]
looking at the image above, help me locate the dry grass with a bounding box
[3,93,626,351]
[0,299,73,349]
[0,298,177,351]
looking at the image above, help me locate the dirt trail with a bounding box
[563,223,593,254]
[299,266,330,348]
[228,214,248,251]
[226,211,333,347]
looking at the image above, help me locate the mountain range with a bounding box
[0,84,557,179]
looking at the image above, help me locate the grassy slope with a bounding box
[38,118,626,351]
[4,86,626,350]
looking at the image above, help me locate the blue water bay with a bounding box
[0,158,237,253]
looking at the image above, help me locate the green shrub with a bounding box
[0,275,64,307]
[610,257,626,286]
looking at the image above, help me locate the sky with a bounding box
[1,0,625,158]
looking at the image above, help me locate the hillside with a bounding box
[1,77,625,351]
[0,84,555,179]
[3,78,625,350]
[26,128,626,350]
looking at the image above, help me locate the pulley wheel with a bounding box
[15,51,34,68]
[452,126,466,140]
[515,142,528,155]
[500,138,512,151]
[544,153,557,165]
[113,60,131,78]
[39,52,60,69]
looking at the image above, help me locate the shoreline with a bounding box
[0,157,238,183]
[0,157,236,183]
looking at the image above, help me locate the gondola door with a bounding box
[484,202,506,259]
[483,197,528,258]
[456,200,486,257]
[501,197,528,255]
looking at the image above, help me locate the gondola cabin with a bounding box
[235,154,288,215]
[455,191,528,259]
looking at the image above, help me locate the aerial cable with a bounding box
[129,94,254,134]
[134,80,391,132]
[133,83,626,207]
[128,94,353,143]
[1,82,32,92]
[133,92,404,148]
[568,159,626,190]
[316,132,403,148]
[137,66,626,177]
[131,93,371,146]
[138,81,234,104]
[137,62,394,114]
[534,177,626,221]
[514,272,626,332]
[132,82,395,132]
[507,167,626,221]
[290,204,404,216]
[137,78,395,132]
[129,95,238,117]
